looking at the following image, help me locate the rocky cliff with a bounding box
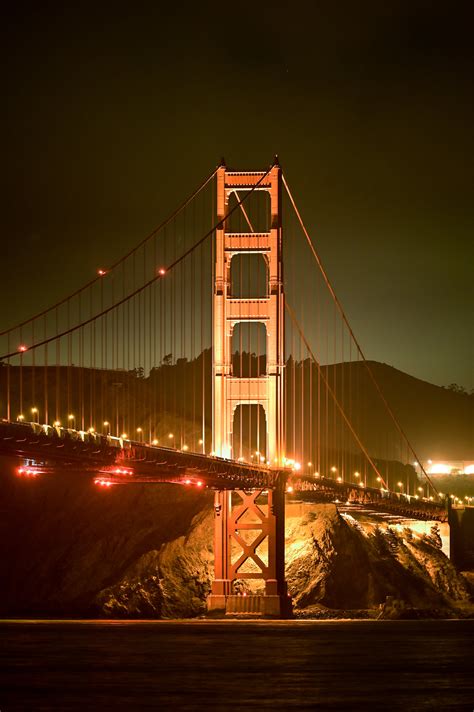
[1,458,471,618]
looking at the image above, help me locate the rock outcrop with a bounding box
[1,461,471,618]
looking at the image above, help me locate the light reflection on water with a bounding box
[1,619,472,710]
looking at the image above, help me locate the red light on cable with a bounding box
[97,269,107,276]
[18,345,28,353]
[158,268,166,276]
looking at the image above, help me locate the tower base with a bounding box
[207,593,292,618]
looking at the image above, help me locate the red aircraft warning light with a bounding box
[18,345,28,353]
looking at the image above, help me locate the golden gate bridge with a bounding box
[0,158,450,616]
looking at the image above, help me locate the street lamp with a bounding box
[103,421,110,435]
[31,407,39,423]
[168,433,174,446]
[68,414,75,429]
[136,427,143,442]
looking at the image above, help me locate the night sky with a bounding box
[1,2,473,389]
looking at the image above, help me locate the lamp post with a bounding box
[31,407,39,423]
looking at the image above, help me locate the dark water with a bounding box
[0,619,473,711]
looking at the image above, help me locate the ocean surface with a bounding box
[0,619,472,710]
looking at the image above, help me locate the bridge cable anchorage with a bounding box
[0,166,274,363]
[282,173,440,500]
[0,169,218,337]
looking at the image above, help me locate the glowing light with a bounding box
[210,451,216,457]
[354,472,360,478]
[182,444,189,451]
[337,477,342,483]
[18,345,28,352]
[428,463,451,475]
[68,414,75,421]
[88,427,95,433]
[397,482,403,488]
[418,487,423,492]
[152,439,159,446]
[237,457,245,462]
[376,476,382,482]
[54,421,61,427]
[286,485,293,493]
[359,482,364,487]
[31,407,38,414]
[260,456,265,463]
[196,480,203,488]
[137,427,142,432]
[307,462,313,467]
[198,439,203,445]
[97,268,107,276]
[103,421,109,427]
[427,459,432,464]
[168,433,174,439]
[255,451,260,456]
[158,268,166,276]
[330,466,337,473]
[184,479,191,485]
[120,433,128,439]
[465,465,474,475]
[17,414,25,421]
[293,462,301,471]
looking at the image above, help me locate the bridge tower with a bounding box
[208,161,289,617]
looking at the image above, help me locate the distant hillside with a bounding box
[358,362,473,462]
[0,356,472,463]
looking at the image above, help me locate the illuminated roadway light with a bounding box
[103,421,109,427]
[293,462,301,471]
[120,433,128,439]
[31,407,38,414]
[137,427,142,432]
[260,456,265,463]
[307,462,313,467]
[210,451,216,457]
[397,482,403,488]
[18,345,28,352]
[182,445,189,451]
[168,433,174,439]
[286,485,293,493]
[337,477,342,483]
[359,482,364,487]
[376,476,382,482]
[17,414,25,421]
[330,466,337,473]
[237,457,244,462]
[88,427,95,433]
[152,439,159,446]
[54,421,61,427]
